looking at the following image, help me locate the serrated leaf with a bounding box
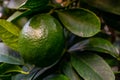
[57,8,100,37]
[0,19,20,50]
[0,43,24,65]
[69,38,119,58]
[43,74,70,80]
[71,53,115,80]
[62,62,82,80]
[20,0,49,9]
[0,63,28,75]
[81,0,120,15]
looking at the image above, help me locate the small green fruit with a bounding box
[18,14,65,67]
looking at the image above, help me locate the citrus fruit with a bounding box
[18,14,65,67]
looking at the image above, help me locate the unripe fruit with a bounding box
[18,14,65,67]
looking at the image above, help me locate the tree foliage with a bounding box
[0,0,120,80]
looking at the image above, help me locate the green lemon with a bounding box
[18,14,65,67]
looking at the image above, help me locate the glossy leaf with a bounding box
[0,63,28,75]
[7,6,52,23]
[71,53,115,80]
[57,8,100,37]
[7,10,32,24]
[20,0,49,9]
[0,19,20,50]
[0,19,20,36]
[7,11,24,22]
[43,74,70,80]
[62,62,82,80]
[69,38,119,58]
[7,11,28,29]
[81,0,120,15]
[0,43,24,65]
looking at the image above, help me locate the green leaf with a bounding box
[12,65,36,80]
[81,0,120,15]
[0,74,11,80]
[12,73,35,80]
[7,11,24,22]
[0,63,28,75]
[57,8,100,37]
[71,53,115,80]
[62,62,82,80]
[7,11,28,28]
[20,0,49,9]
[7,6,52,23]
[69,38,119,58]
[0,20,20,36]
[7,10,32,24]
[104,57,119,67]
[0,43,24,65]
[43,74,70,80]
[0,19,20,50]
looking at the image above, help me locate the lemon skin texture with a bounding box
[18,14,65,67]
